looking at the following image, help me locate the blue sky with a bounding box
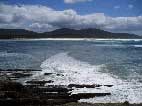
[2,0,142,17]
[0,0,142,35]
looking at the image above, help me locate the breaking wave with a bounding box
[35,52,142,103]
[40,52,117,85]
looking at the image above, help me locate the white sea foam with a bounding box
[133,45,142,48]
[79,81,142,103]
[39,52,117,85]
[1,38,142,42]
[0,52,30,57]
[34,52,142,103]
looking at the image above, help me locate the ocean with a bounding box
[0,39,142,103]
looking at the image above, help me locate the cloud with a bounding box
[64,0,92,4]
[0,4,142,35]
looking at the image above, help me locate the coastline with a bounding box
[0,69,142,106]
[0,80,142,106]
[0,39,140,105]
[58,102,142,106]
[0,38,142,41]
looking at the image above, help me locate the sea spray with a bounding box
[39,52,117,85]
[38,52,142,103]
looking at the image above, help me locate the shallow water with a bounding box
[0,39,142,103]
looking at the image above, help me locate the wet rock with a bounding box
[32,87,71,93]
[0,98,77,106]
[0,81,24,91]
[0,80,75,105]
[0,69,114,106]
[10,73,32,78]
[68,84,113,88]
[25,84,40,88]
[68,84,102,88]
[6,69,42,72]
[0,75,11,81]
[39,92,71,99]
[0,81,76,105]
[44,73,53,75]
[0,81,34,99]
[47,80,54,83]
[47,85,67,88]
[25,80,53,86]
[71,93,111,99]
[104,85,113,87]
[0,91,33,99]
[44,73,64,76]
[56,73,64,76]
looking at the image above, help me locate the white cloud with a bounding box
[64,0,92,4]
[0,4,142,35]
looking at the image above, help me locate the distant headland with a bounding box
[0,28,141,39]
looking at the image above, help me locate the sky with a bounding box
[0,0,142,35]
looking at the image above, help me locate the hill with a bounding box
[0,28,141,39]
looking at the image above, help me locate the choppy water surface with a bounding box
[0,39,142,103]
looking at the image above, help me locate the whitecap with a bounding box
[31,52,142,103]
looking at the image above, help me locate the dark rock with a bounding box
[0,81,24,91]
[25,80,53,86]
[44,73,64,76]
[26,69,42,72]
[47,85,67,88]
[0,80,76,105]
[32,87,71,93]
[0,69,115,106]
[47,80,54,83]
[44,73,53,75]
[0,98,77,106]
[39,92,71,99]
[71,93,111,99]
[0,91,33,99]
[11,73,32,78]
[68,84,102,88]
[56,73,64,76]
[0,81,34,99]
[104,85,113,87]
[2,69,42,72]
[68,84,113,88]
[25,84,39,88]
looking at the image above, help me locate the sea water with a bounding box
[0,39,142,103]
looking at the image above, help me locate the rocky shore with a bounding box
[0,69,141,106]
[57,102,142,106]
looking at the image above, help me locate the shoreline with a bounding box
[59,102,142,106]
[0,69,142,105]
[0,38,142,41]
